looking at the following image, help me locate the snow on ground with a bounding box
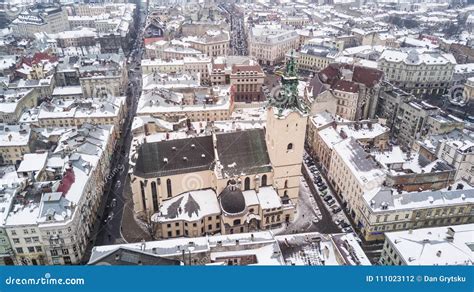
[274,178,321,235]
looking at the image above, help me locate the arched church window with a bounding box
[244,177,250,190]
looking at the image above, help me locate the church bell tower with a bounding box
[266,53,308,204]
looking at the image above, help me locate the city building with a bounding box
[136,86,233,123]
[55,54,128,98]
[88,231,370,266]
[358,182,473,241]
[415,129,474,185]
[378,49,456,97]
[141,56,211,81]
[130,56,308,238]
[305,63,384,120]
[306,112,389,175]
[248,25,300,65]
[0,166,25,265]
[11,6,70,38]
[0,123,33,166]
[0,89,38,124]
[288,45,338,73]
[377,87,464,147]
[208,57,265,102]
[3,123,114,265]
[380,224,474,265]
[183,30,230,57]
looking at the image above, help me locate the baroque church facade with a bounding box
[130,56,308,239]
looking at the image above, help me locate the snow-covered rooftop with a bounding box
[385,224,474,265]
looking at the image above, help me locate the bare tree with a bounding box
[144,210,157,240]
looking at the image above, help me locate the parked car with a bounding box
[316,181,325,187]
[327,199,336,206]
[318,185,328,191]
[314,177,322,183]
[342,227,352,233]
[323,195,333,202]
[335,219,342,225]
[340,221,350,228]
[320,191,327,197]
[332,207,342,214]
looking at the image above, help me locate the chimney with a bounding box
[446,227,455,242]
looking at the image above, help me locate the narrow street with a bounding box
[81,0,147,263]
[220,3,247,56]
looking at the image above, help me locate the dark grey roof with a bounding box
[219,183,246,214]
[216,129,271,176]
[134,129,272,178]
[134,136,215,178]
[166,196,184,219]
[308,75,328,98]
[89,247,181,266]
[184,194,200,218]
[164,194,201,219]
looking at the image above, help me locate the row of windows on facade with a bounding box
[371,216,468,232]
[374,206,470,223]
[141,175,274,213]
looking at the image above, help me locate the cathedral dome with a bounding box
[219,179,246,215]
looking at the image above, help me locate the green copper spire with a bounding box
[269,51,308,115]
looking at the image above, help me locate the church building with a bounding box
[130,56,309,239]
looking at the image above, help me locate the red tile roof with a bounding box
[212,63,225,70]
[318,63,383,89]
[144,37,164,45]
[333,79,359,93]
[57,168,75,197]
[231,64,263,74]
[352,66,384,88]
[21,52,58,66]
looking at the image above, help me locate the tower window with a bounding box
[166,179,172,198]
[261,175,267,187]
[287,143,293,151]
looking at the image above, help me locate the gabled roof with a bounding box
[216,129,271,176]
[88,246,181,266]
[134,135,215,178]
